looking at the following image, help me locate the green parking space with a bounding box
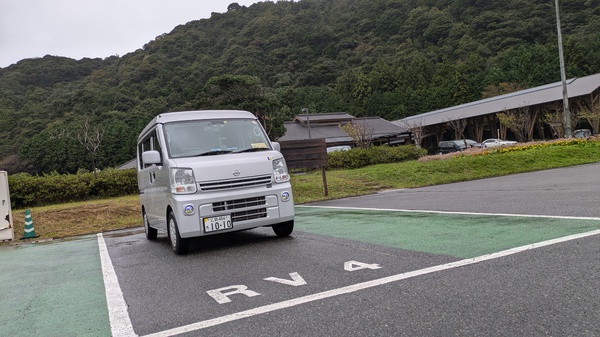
[295,206,600,259]
[0,236,110,337]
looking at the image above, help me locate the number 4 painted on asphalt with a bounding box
[206,261,382,304]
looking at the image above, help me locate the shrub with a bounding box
[7,169,138,208]
[328,145,426,169]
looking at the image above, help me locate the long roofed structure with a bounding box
[393,72,600,148]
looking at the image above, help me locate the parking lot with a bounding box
[1,163,599,336]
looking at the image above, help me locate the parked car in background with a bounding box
[327,145,351,153]
[438,139,482,154]
[573,129,592,138]
[481,138,518,148]
[461,139,483,148]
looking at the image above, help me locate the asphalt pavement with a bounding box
[310,162,600,218]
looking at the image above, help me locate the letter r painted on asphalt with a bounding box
[206,285,261,304]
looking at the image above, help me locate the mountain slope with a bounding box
[1,0,599,173]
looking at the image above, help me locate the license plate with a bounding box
[203,215,233,233]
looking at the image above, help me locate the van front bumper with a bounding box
[170,184,294,238]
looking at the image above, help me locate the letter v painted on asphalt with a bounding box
[264,272,307,286]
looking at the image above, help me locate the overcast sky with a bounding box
[0,0,264,68]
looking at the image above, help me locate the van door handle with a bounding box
[149,172,155,183]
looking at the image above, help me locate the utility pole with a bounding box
[302,108,311,139]
[555,0,571,138]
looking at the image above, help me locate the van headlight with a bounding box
[273,158,290,183]
[171,168,197,194]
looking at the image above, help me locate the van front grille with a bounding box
[232,208,267,223]
[199,175,272,191]
[212,197,266,212]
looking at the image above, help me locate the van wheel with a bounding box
[272,220,294,237]
[168,211,189,255]
[143,211,157,240]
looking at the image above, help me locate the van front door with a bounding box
[139,129,168,230]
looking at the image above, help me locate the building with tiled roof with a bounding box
[278,112,410,147]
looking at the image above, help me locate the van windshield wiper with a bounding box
[234,148,269,153]
[193,150,233,157]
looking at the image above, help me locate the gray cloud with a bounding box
[0,0,261,67]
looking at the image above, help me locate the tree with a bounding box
[497,107,535,142]
[228,3,242,11]
[19,126,87,174]
[577,93,600,134]
[74,116,105,173]
[542,102,579,138]
[399,119,425,148]
[481,82,524,98]
[446,116,468,140]
[201,74,262,108]
[200,74,286,139]
[339,121,374,149]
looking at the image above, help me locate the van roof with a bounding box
[138,110,257,140]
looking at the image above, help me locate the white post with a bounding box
[0,171,14,241]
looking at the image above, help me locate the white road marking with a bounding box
[344,261,382,271]
[206,285,262,304]
[264,272,308,286]
[297,205,600,221]
[141,229,600,337]
[97,233,137,337]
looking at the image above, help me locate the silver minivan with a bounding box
[137,110,295,254]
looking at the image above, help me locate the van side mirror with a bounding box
[271,142,281,152]
[142,150,161,165]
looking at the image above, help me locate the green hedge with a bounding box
[5,146,426,207]
[327,145,427,169]
[7,168,138,208]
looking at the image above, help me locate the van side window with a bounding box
[138,129,163,168]
[152,132,162,154]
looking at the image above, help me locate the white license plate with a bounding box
[203,215,233,233]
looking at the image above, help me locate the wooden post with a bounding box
[321,167,328,196]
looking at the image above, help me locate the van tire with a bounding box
[143,211,158,240]
[168,211,189,255]
[272,220,294,237]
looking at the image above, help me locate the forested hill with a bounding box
[1,0,599,174]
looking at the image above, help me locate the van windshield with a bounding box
[163,119,271,158]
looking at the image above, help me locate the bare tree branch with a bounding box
[399,119,424,148]
[445,116,467,140]
[339,120,374,149]
[577,92,600,134]
[74,116,104,173]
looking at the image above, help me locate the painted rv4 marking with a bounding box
[206,260,382,304]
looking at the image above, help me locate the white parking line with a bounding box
[138,229,600,337]
[297,205,600,221]
[97,233,136,337]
